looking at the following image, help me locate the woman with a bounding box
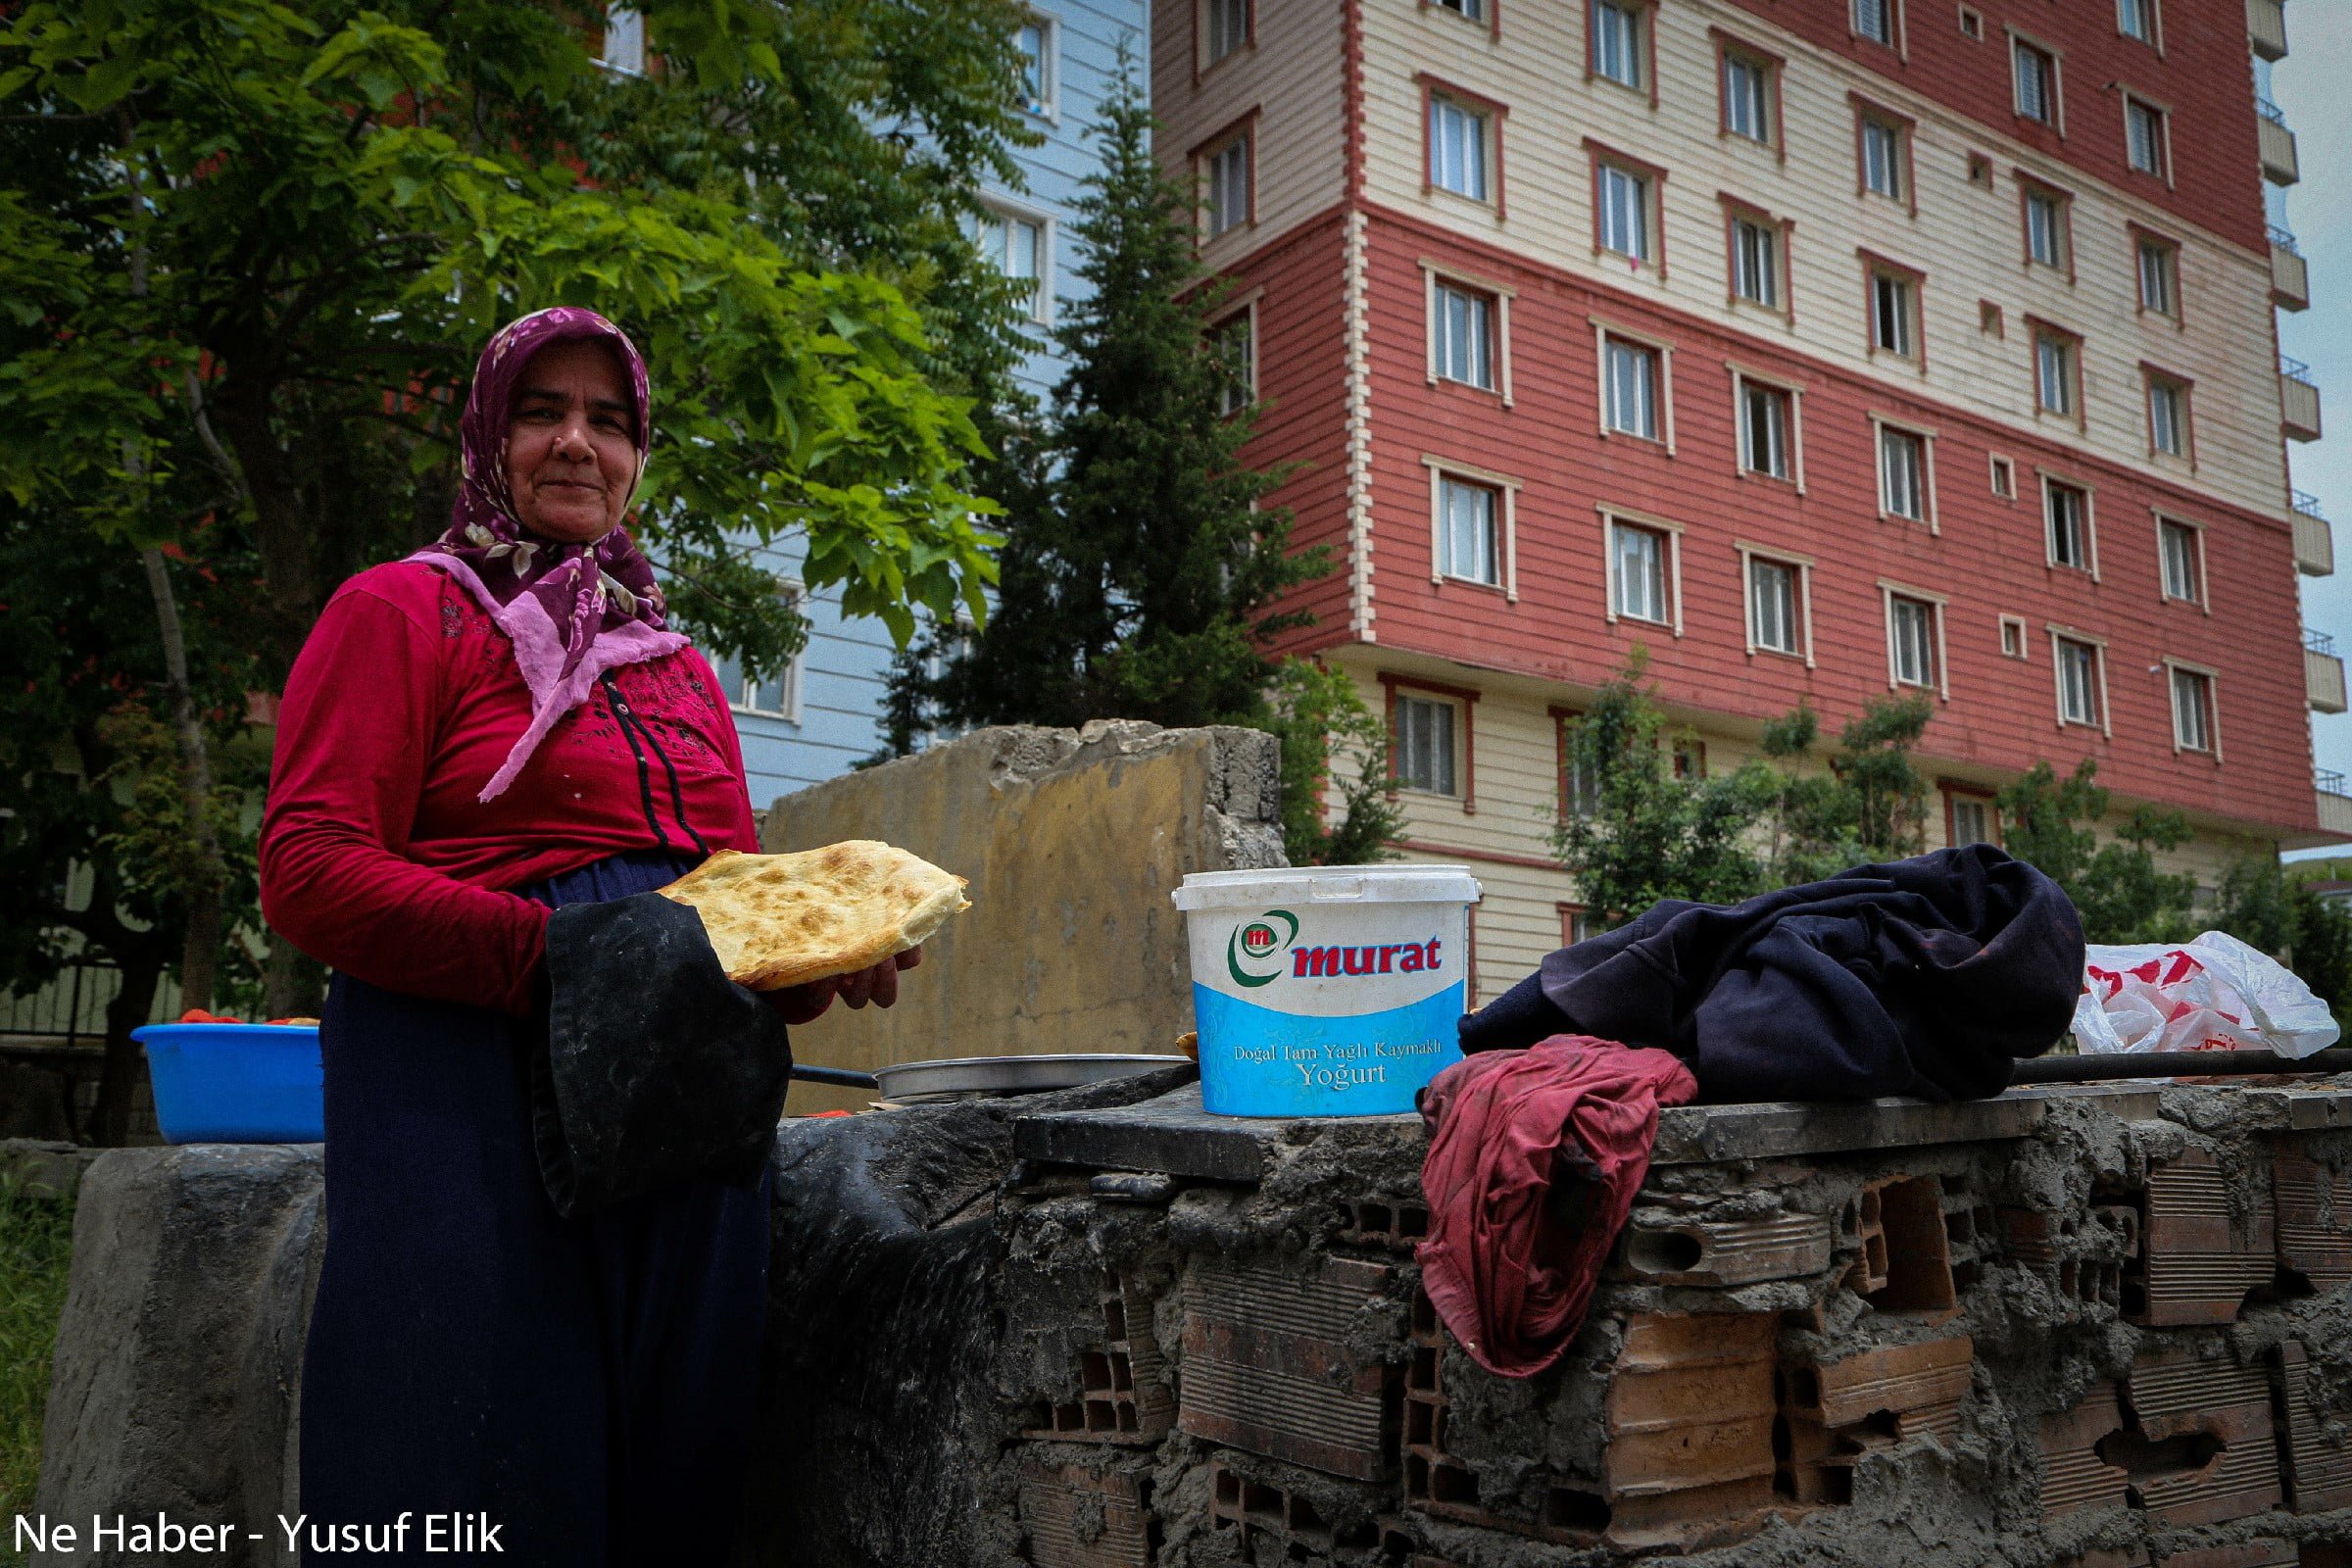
[259,307,910,1564]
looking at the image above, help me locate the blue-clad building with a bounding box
[715,4,1148,810]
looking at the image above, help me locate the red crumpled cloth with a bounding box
[1415,1035,1697,1378]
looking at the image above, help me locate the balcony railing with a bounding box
[2283,356,2324,441]
[2260,101,2301,183]
[2251,0,2289,60]
[2322,770,2352,836]
[2309,629,2337,656]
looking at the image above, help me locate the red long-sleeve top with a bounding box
[259,561,759,1015]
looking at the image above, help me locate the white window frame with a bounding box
[1595,160,1656,267]
[1853,0,1899,49]
[1394,692,1462,797]
[1999,613,2030,660]
[599,5,646,74]
[1601,507,1684,634]
[2119,0,2160,48]
[1207,293,1260,416]
[1737,541,1814,665]
[2041,471,2098,576]
[714,579,808,723]
[1592,0,1646,93]
[1868,265,1920,362]
[2011,31,2063,130]
[1989,454,2016,500]
[2166,660,2219,757]
[2049,627,2111,734]
[2124,93,2171,182]
[1203,132,1252,239]
[1014,13,1058,121]
[2034,327,2080,418]
[1429,94,1494,204]
[1202,0,1250,69]
[2024,187,2069,270]
[1424,456,1520,601]
[1435,0,1488,22]
[1723,51,1773,145]
[1860,116,1906,201]
[1593,319,1675,450]
[1730,212,1783,312]
[1731,365,1803,488]
[971,200,1055,325]
[1948,792,1997,848]
[1424,263,1514,402]
[2146,372,2188,460]
[1880,581,1950,698]
[2155,513,2206,610]
[2136,235,2180,319]
[1872,415,1937,531]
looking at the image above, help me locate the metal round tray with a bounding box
[871,1053,1190,1105]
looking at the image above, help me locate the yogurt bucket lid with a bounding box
[1171,864,1481,910]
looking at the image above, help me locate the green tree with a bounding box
[1757,696,1933,885]
[1552,653,1770,926]
[1996,760,2196,941]
[0,0,1033,1026]
[921,62,1322,732]
[1263,662,1402,867]
[2211,854,2352,1023]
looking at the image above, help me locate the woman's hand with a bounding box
[764,947,923,1025]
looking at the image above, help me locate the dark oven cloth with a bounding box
[301,849,772,1567]
[1416,1036,1696,1379]
[1457,845,2083,1104]
[537,878,796,1217]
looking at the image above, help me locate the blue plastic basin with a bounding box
[132,1023,324,1144]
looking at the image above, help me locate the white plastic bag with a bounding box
[2073,930,2340,1058]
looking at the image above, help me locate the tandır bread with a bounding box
[656,843,971,992]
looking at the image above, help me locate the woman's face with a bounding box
[505,340,639,545]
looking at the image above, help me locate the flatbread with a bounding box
[656,843,971,991]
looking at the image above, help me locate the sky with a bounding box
[2277,10,2352,852]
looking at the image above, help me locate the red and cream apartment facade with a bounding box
[1157,0,2340,1003]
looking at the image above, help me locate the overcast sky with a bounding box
[2278,9,2352,850]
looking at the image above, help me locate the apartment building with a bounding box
[1155,0,2338,1001]
[678,4,1150,806]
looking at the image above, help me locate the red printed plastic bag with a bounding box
[2072,930,2340,1058]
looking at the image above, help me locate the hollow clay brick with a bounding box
[2124,1346,2282,1526]
[1601,1313,1781,1551]
[2131,1149,2277,1327]
[1024,1270,1171,1446]
[1789,1336,1974,1436]
[1180,1255,1396,1480]
[2272,1153,2352,1292]
[2154,1543,2297,1568]
[1017,1462,1153,1568]
[2278,1340,2352,1513]
[1618,1211,1836,1287]
[2037,1385,2130,1520]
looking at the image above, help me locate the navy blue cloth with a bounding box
[1457,845,2083,1103]
[301,850,773,1566]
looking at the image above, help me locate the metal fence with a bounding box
[0,960,182,1045]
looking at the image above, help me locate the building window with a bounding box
[2025,187,2070,270]
[1723,51,1774,145]
[2119,0,2158,46]
[2014,37,2058,125]
[1209,308,1254,416]
[1204,0,1250,65]
[1436,0,1488,20]
[710,582,808,721]
[2171,666,2215,753]
[1869,267,1918,360]
[1437,476,1500,586]
[1596,162,1653,265]
[2126,97,2168,178]
[1999,614,2028,658]
[1740,381,1792,480]
[1609,519,1671,624]
[2055,637,2102,727]
[600,5,646,74]
[1748,555,1801,656]
[970,207,1048,320]
[2034,328,2078,417]
[1429,96,1492,203]
[1860,115,1906,201]
[2147,373,2187,459]
[1433,281,1496,391]
[1562,905,1600,944]
[1014,17,1054,117]
[2159,517,2201,604]
[1395,695,1459,796]
[1989,455,2016,498]
[1732,215,1781,309]
[1889,595,1938,689]
[1592,0,1645,91]
[2045,478,2092,570]
[1968,151,1995,187]
[2137,237,2179,318]
[1959,6,1984,41]
[1602,334,1661,440]
[1854,0,1896,47]
[1879,424,1929,522]
[1949,793,1997,846]
[1205,134,1250,237]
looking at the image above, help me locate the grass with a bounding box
[0,1173,76,1537]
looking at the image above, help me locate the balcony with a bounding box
[2260,99,2301,184]
[2322,771,2352,838]
[2296,491,2335,575]
[2273,225,2311,311]
[2250,0,2289,62]
[2283,357,2324,442]
[2309,630,2346,713]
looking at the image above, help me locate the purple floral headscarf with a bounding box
[410,307,688,802]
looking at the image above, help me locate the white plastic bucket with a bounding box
[1171,864,1482,1117]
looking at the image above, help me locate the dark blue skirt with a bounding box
[300,851,772,1566]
